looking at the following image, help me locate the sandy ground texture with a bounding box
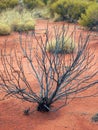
[0,20,98,130]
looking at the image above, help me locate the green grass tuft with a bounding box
[47,38,75,54]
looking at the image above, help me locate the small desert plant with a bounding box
[47,37,74,54]
[0,24,98,113]
[0,23,11,35]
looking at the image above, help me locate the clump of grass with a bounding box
[25,20,35,30]
[47,37,75,54]
[12,20,35,32]
[0,23,11,35]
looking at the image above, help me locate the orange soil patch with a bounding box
[0,20,98,130]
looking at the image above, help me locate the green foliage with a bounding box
[42,0,48,5]
[6,0,18,8]
[47,37,75,54]
[0,0,45,10]
[50,0,67,20]
[12,21,25,32]
[48,0,58,5]
[0,23,11,35]
[23,0,45,9]
[50,0,89,22]
[24,20,35,30]
[0,0,18,10]
[79,4,98,30]
[0,1,7,10]
[31,7,51,19]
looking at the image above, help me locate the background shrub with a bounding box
[0,23,11,35]
[79,4,98,30]
[0,0,18,11]
[31,7,51,19]
[23,0,45,9]
[50,0,91,22]
[50,0,67,20]
[6,0,18,8]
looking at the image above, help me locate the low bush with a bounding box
[0,9,35,34]
[50,0,90,22]
[47,37,75,54]
[50,0,67,20]
[79,4,98,30]
[0,23,11,35]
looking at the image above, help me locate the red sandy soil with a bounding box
[0,20,98,130]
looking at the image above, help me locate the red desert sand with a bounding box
[0,20,98,130]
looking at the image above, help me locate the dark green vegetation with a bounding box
[79,3,98,30]
[0,0,18,10]
[50,0,89,22]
